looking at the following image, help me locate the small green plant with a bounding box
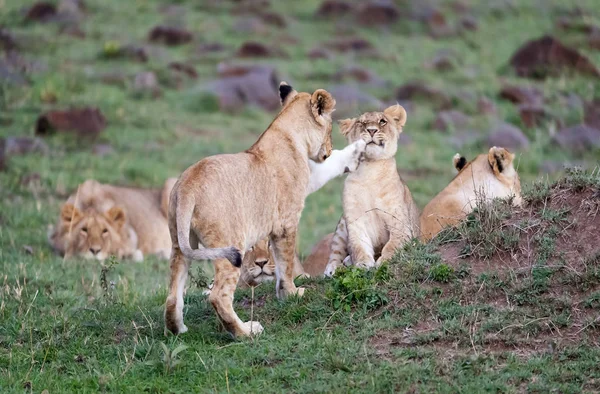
[430,263,455,283]
[146,342,189,375]
[326,265,389,312]
[100,256,119,302]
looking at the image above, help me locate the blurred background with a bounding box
[1,0,599,254]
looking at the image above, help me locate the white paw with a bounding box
[132,249,144,262]
[344,140,367,172]
[164,323,188,336]
[324,261,341,277]
[342,255,354,266]
[202,281,214,296]
[355,260,376,269]
[241,321,264,336]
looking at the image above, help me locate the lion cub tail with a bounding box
[175,195,242,267]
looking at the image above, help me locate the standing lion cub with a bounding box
[165,82,340,338]
[325,105,420,276]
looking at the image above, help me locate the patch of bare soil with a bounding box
[373,183,600,360]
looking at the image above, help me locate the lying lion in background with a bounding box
[49,178,177,261]
[420,146,522,241]
[164,82,340,338]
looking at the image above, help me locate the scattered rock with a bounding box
[398,133,412,146]
[356,0,399,26]
[0,29,17,52]
[552,124,600,152]
[432,110,470,131]
[233,16,267,34]
[326,37,376,54]
[519,104,556,128]
[148,26,192,46]
[4,136,49,155]
[236,41,286,58]
[487,123,530,151]
[555,17,598,34]
[333,66,387,87]
[424,49,456,71]
[509,35,600,79]
[315,0,354,18]
[426,10,456,38]
[0,57,28,86]
[307,47,333,60]
[260,11,287,28]
[25,2,57,23]
[590,31,600,50]
[35,107,107,138]
[446,130,483,149]
[499,84,543,106]
[57,0,86,19]
[23,244,34,255]
[540,160,587,174]
[168,62,198,79]
[477,96,497,115]
[92,143,114,157]
[98,71,129,87]
[133,71,161,97]
[584,99,600,129]
[202,64,280,112]
[59,23,85,39]
[395,81,452,110]
[327,84,384,119]
[195,42,227,56]
[459,15,478,31]
[0,139,5,171]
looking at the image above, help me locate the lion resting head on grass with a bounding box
[49,203,139,261]
[164,82,336,338]
[49,178,177,261]
[420,146,523,241]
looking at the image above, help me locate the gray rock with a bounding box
[553,124,600,152]
[487,123,530,151]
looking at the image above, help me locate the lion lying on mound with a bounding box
[164,82,342,338]
[49,178,177,261]
[420,146,522,241]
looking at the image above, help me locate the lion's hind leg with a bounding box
[209,257,263,337]
[165,248,190,335]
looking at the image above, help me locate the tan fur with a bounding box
[49,203,138,260]
[302,233,334,277]
[164,82,336,337]
[238,239,306,288]
[325,105,420,276]
[420,147,523,241]
[49,178,176,260]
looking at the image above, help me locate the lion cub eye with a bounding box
[81,227,88,233]
[102,228,109,235]
[379,119,387,126]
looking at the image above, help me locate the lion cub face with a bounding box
[239,239,275,287]
[60,204,127,261]
[339,105,407,161]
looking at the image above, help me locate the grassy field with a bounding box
[1,0,599,392]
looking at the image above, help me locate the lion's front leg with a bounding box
[270,230,305,299]
[209,257,263,337]
[347,222,376,269]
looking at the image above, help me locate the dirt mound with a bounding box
[375,171,600,360]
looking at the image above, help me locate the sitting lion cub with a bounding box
[420,147,522,241]
[165,82,340,338]
[49,178,176,261]
[324,105,420,276]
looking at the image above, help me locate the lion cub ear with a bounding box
[311,89,336,124]
[383,104,407,130]
[338,118,355,137]
[453,153,467,172]
[279,81,298,107]
[61,203,81,224]
[488,146,514,175]
[106,206,127,229]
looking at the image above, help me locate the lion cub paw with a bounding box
[324,261,341,277]
[344,140,367,173]
[239,321,264,337]
[354,260,376,269]
[164,323,188,336]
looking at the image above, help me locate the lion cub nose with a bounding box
[89,247,102,255]
[367,127,378,137]
[255,260,268,269]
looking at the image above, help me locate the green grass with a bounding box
[2,0,600,392]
